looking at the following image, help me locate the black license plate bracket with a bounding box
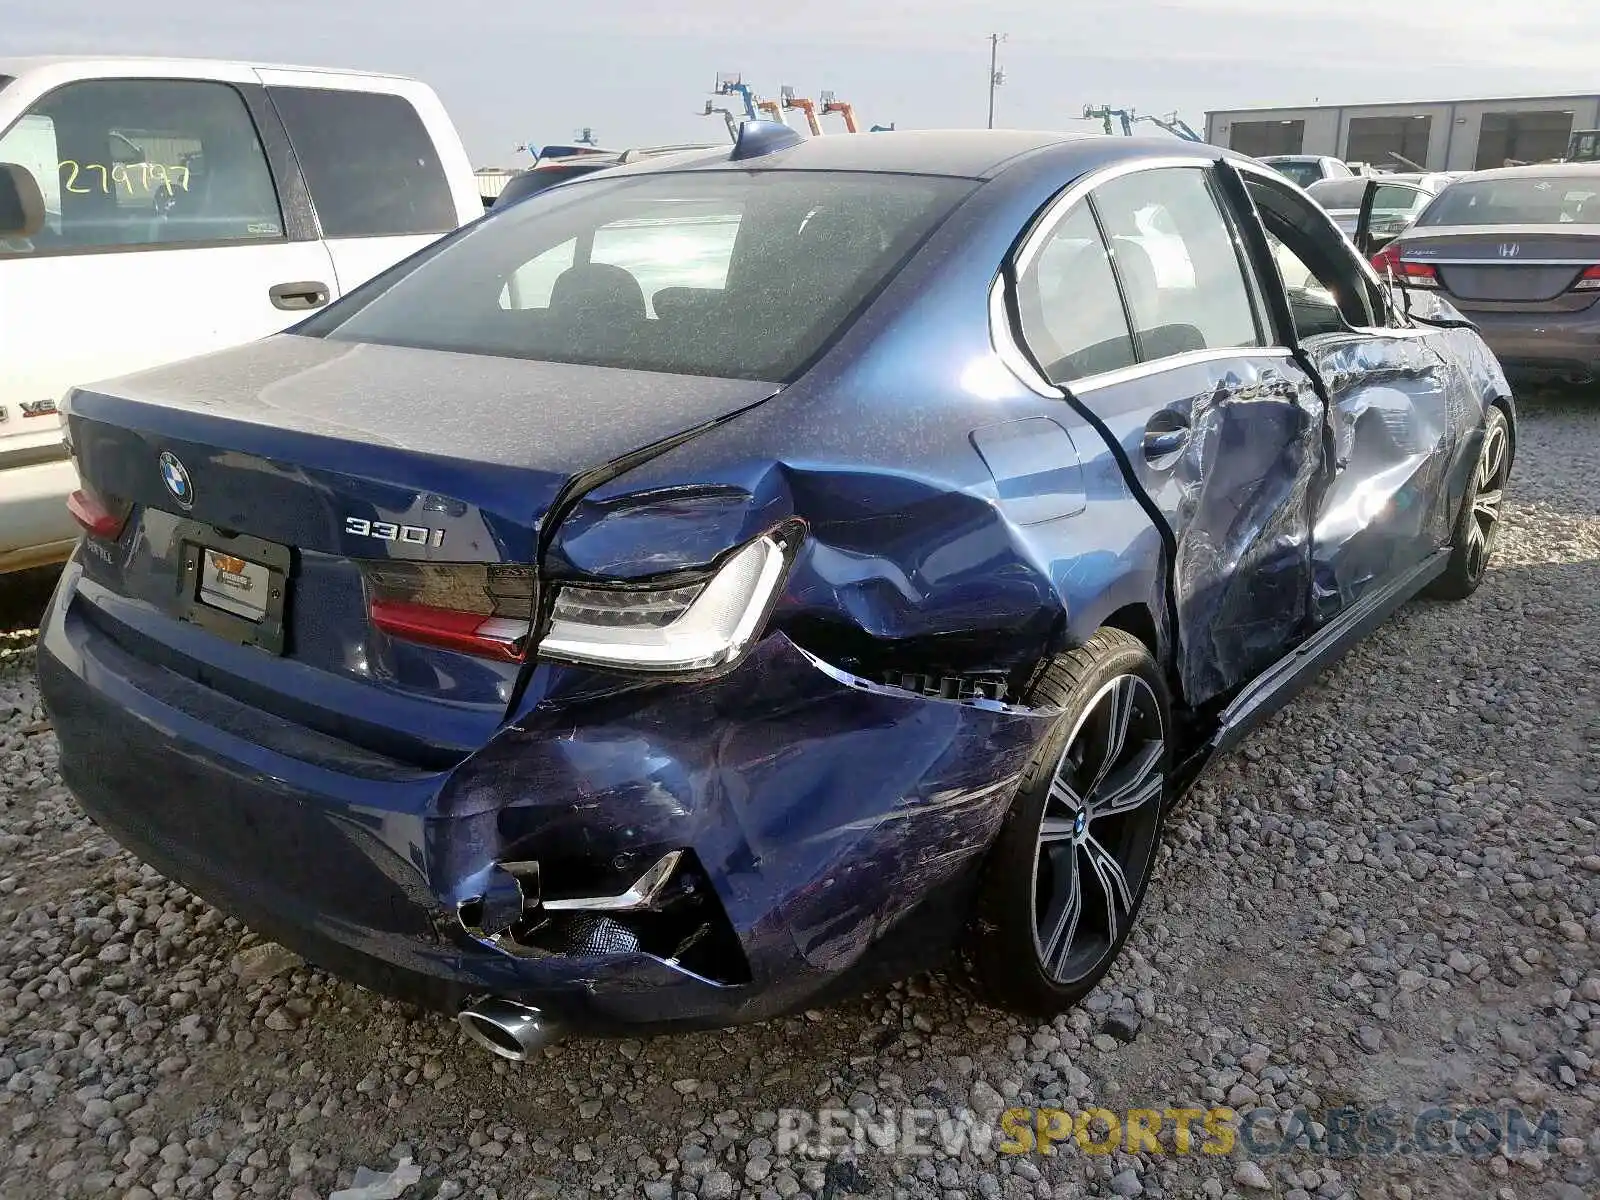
[173,519,292,655]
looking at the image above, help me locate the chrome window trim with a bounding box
[1069,346,1296,395]
[987,275,1059,397]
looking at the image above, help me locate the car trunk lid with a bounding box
[63,334,779,763]
[1397,225,1600,311]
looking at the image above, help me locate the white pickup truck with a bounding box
[0,57,483,572]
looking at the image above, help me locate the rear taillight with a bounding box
[66,488,131,540]
[361,562,537,661]
[1572,265,1600,291]
[1370,245,1437,287]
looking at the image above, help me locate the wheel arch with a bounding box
[1489,394,1516,466]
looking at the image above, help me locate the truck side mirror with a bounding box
[0,163,45,241]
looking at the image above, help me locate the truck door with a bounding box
[0,72,337,566]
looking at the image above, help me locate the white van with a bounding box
[0,57,483,572]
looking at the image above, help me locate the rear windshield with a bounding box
[302,169,973,381]
[0,76,12,95]
[1266,161,1323,187]
[1418,175,1600,226]
[1306,179,1368,208]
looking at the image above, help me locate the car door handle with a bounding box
[269,281,330,312]
[1142,412,1190,467]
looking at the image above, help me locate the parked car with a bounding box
[1258,154,1355,187]
[494,143,723,208]
[37,129,1514,1058]
[1373,162,1600,384]
[0,56,482,573]
[1566,129,1600,163]
[1306,172,1455,251]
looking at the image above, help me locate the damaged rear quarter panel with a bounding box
[505,155,1174,988]
[439,635,1055,1005]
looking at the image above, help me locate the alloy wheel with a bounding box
[1465,421,1509,581]
[1031,674,1166,984]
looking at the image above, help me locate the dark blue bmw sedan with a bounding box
[39,126,1514,1059]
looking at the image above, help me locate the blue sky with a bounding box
[5,1,1594,163]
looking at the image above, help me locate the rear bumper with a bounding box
[1460,307,1600,381]
[38,558,1051,1032]
[0,453,78,572]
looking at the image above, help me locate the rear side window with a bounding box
[0,78,283,255]
[268,87,455,237]
[1016,204,1137,382]
[1090,167,1263,358]
[300,170,972,381]
[1307,179,1369,208]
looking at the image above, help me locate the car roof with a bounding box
[0,54,410,80]
[1463,161,1600,182]
[614,129,1219,181]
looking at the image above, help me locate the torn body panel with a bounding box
[548,394,1164,704]
[1302,330,1478,617]
[1068,351,1324,707]
[39,566,1052,1028]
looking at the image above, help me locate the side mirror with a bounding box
[1352,178,1380,257]
[0,162,45,240]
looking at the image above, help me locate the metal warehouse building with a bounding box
[1205,94,1600,170]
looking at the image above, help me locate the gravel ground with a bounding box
[1,398,1597,1200]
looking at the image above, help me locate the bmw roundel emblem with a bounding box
[159,451,193,509]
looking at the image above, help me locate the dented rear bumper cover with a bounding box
[39,560,1052,1032]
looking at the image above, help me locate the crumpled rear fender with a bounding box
[431,633,1055,1007]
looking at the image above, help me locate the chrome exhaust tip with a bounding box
[456,997,563,1062]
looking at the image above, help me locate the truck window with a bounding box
[0,78,284,255]
[266,87,455,238]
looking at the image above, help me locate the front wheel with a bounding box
[967,628,1171,1017]
[1428,405,1511,601]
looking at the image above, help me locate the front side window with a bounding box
[1015,203,1138,383]
[1371,183,1431,219]
[0,78,283,255]
[1246,173,1378,337]
[302,170,973,381]
[1090,167,1263,359]
[268,87,456,238]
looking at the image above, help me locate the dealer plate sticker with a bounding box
[197,550,271,622]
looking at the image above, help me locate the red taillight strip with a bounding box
[66,489,129,539]
[1371,246,1438,287]
[368,599,531,662]
[1573,265,1600,291]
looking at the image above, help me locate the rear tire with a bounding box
[967,629,1172,1018]
[1428,405,1510,602]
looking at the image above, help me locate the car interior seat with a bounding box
[1109,236,1205,357]
[548,262,648,329]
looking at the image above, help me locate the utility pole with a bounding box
[987,33,1007,129]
